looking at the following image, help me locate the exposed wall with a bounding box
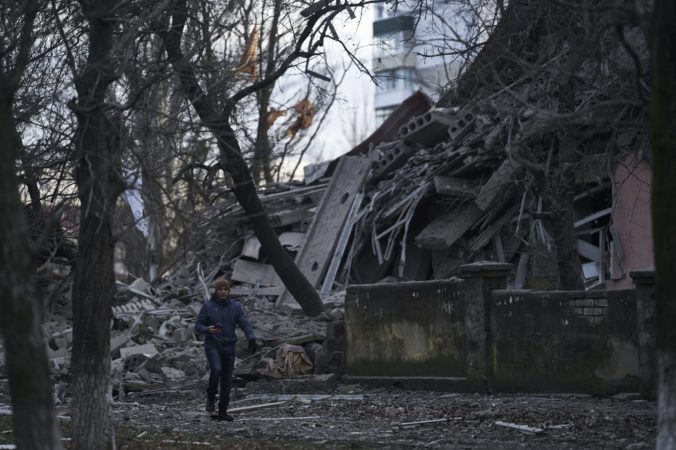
[608,152,654,289]
[344,264,655,394]
[490,289,640,393]
[345,279,467,377]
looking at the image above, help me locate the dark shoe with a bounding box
[211,412,234,422]
[206,398,215,413]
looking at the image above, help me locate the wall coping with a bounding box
[492,288,636,300]
[345,278,463,294]
[455,261,513,278]
[630,267,656,284]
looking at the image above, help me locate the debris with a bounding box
[371,142,416,181]
[433,175,480,198]
[243,415,321,421]
[494,420,545,434]
[397,418,451,428]
[241,236,262,259]
[277,156,370,312]
[120,343,158,359]
[228,401,287,413]
[400,109,455,147]
[475,159,520,211]
[415,204,484,250]
[110,332,131,355]
[242,394,365,402]
[235,25,259,79]
[231,259,281,287]
[127,278,156,300]
[287,98,314,138]
[265,108,287,128]
[257,344,313,378]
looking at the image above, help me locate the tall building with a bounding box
[372,1,462,125]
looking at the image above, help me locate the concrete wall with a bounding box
[343,263,655,394]
[490,289,640,393]
[345,279,467,378]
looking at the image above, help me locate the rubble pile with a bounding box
[36,267,345,401]
[0,175,353,402]
[351,104,525,284]
[334,90,642,290]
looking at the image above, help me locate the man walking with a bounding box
[195,278,257,421]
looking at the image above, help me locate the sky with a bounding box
[299,5,377,165]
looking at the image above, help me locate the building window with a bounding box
[375,68,416,92]
[373,15,415,37]
[374,31,413,58]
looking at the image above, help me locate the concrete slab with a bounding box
[276,156,371,313]
[231,259,281,287]
[120,343,158,359]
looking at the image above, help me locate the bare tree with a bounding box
[0,0,63,448]
[155,0,370,315]
[68,0,135,446]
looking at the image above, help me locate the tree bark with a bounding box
[69,1,123,448]
[552,43,583,290]
[0,85,63,450]
[159,0,325,316]
[651,0,676,447]
[550,133,583,291]
[0,1,63,447]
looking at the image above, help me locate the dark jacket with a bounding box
[195,296,255,349]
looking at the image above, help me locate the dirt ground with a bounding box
[1,376,655,449]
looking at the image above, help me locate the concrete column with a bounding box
[630,268,656,399]
[456,262,512,392]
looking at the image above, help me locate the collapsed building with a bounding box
[1,0,655,400]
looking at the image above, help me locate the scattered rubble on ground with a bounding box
[0,382,655,449]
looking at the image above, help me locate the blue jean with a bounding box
[204,343,236,413]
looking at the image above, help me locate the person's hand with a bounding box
[207,325,221,334]
[248,339,258,355]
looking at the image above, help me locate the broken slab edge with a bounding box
[454,261,513,278]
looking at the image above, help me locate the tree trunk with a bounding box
[0,0,62,446]
[217,126,324,315]
[551,133,583,290]
[550,43,583,288]
[136,60,169,281]
[0,86,63,450]
[69,2,122,448]
[651,0,676,447]
[159,2,324,316]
